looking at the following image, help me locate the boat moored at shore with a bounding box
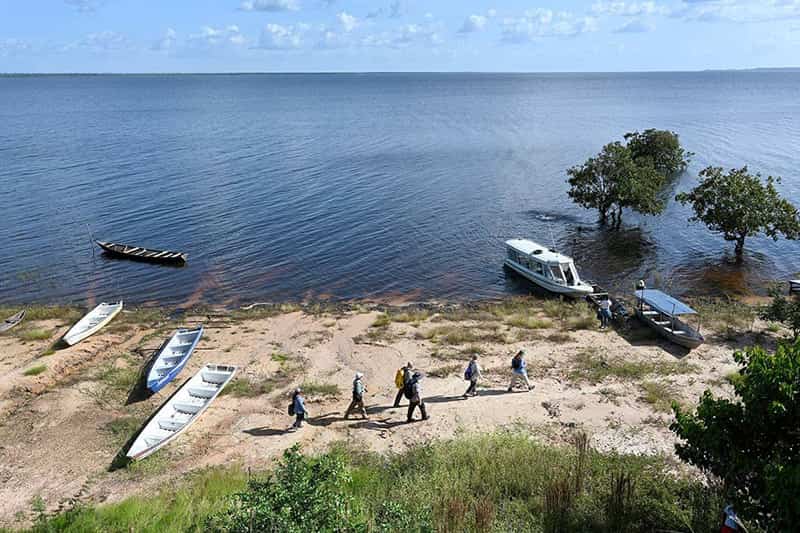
[504,239,593,297]
[63,301,123,346]
[147,326,204,393]
[634,289,704,349]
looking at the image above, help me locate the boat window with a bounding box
[507,249,518,262]
[533,262,544,275]
[561,263,576,286]
[550,265,564,282]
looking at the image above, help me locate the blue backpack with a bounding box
[464,364,473,381]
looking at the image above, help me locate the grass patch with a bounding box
[231,303,302,321]
[33,433,731,532]
[4,305,83,322]
[505,315,552,330]
[692,297,756,336]
[221,376,278,398]
[103,416,144,447]
[639,381,681,413]
[271,352,289,363]
[23,364,47,376]
[15,328,53,342]
[428,364,461,378]
[387,309,432,324]
[301,381,340,398]
[422,325,507,345]
[569,349,698,384]
[545,332,573,343]
[371,314,391,328]
[459,344,486,355]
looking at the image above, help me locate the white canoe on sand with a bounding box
[63,301,123,346]
[0,310,25,334]
[127,363,237,461]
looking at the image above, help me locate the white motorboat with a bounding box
[504,239,593,297]
[63,301,123,346]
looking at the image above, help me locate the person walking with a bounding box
[463,354,481,398]
[393,362,413,408]
[345,371,368,419]
[289,388,307,431]
[598,297,612,330]
[507,350,532,392]
[406,371,429,422]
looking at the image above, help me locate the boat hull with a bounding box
[97,241,187,265]
[636,309,704,349]
[504,260,593,298]
[0,310,25,334]
[146,327,204,393]
[63,302,123,346]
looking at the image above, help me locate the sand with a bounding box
[0,300,773,527]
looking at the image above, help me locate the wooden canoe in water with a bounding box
[147,326,204,393]
[0,310,25,334]
[127,363,237,461]
[96,241,187,265]
[63,301,123,346]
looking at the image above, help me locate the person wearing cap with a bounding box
[463,354,481,398]
[508,350,532,392]
[290,388,307,431]
[393,362,414,408]
[407,371,429,422]
[345,371,368,419]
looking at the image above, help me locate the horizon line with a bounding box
[2,66,799,76]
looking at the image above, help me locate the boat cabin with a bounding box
[504,239,592,296]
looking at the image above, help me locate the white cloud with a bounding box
[487,8,498,17]
[73,30,130,50]
[152,28,177,51]
[614,18,656,32]
[592,1,668,16]
[257,23,307,49]
[64,0,105,12]
[459,14,488,33]
[240,0,299,12]
[189,25,246,47]
[0,38,33,57]
[337,11,358,32]
[501,9,598,43]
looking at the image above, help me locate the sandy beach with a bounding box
[0,297,773,527]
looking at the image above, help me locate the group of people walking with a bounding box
[288,349,534,431]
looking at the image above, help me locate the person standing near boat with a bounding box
[345,372,368,419]
[463,354,481,398]
[393,362,413,408]
[406,371,429,422]
[289,388,307,431]
[508,350,532,392]
[598,297,612,330]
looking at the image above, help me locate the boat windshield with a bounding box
[561,263,577,286]
[550,265,565,283]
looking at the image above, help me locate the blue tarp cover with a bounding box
[634,289,697,316]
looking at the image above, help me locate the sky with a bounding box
[1,0,799,72]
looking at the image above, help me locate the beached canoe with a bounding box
[63,301,123,346]
[127,363,237,461]
[147,326,204,393]
[634,289,704,349]
[0,310,25,334]
[96,240,187,265]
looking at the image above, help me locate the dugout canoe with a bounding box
[96,241,187,265]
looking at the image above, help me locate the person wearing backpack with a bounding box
[507,350,532,392]
[393,362,414,408]
[345,371,368,419]
[289,388,307,431]
[462,354,481,398]
[406,371,428,422]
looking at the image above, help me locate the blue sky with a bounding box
[1,0,799,72]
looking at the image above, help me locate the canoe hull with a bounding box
[636,309,704,349]
[146,326,204,393]
[63,302,123,346]
[97,241,187,265]
[0,310,25,334]
[127,363,236,461]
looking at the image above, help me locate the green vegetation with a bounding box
[221,376,278,398]
[505,315,552,330]
[422,325,507,345]
[15,328,53,342]
[300,381,340,398]
[692,297,756,336]
[638,381,681,413]
[428,363,461,378]
[760,287,800,339]
[672,340,800,530]
[31,433,729,532]
[102,416,144,447]
[23,364,47,376]
[569,349,698,384]
[371,314,391,328]
[624,129,691,176]
[676,166,800,261]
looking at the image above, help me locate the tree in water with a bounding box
[675,166,800,261]
[624,129,692,176]
[671,340,800,531]
[566,142,664,228]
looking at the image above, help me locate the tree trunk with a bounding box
[614,206,623,229]
[599,207,608,225]
[734,236,746,262]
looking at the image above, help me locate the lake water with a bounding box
[1,72,799,307]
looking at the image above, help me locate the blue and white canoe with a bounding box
[147,326,204,393]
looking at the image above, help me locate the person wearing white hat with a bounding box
[345,371,368,419]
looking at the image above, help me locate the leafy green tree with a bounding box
[671,340,800,530]
[676,166,800,261]
[760,287,800,339]
[208,445,364,532]
[567,142,665,228]
[624,129,691,176]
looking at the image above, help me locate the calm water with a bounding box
[1,72,799,307]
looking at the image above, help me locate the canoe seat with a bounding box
[159,420,184,432]
[174,401,203,414]
[671,330,687,335]
[189,385,217,398]
[203,371,232,384]
[642,311,658,316]
[654,321,671,326]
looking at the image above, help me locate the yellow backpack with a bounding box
[394,368,405,388]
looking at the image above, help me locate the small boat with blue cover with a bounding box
[634,288,704,349]
[147,326,204,393]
